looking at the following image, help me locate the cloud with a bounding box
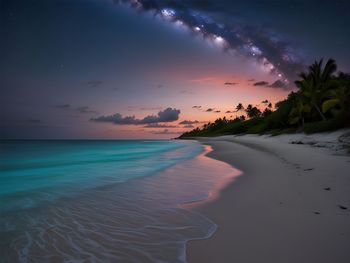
[268,80,289,89]
[205,108,220,113]
[150,129,183,135]
[184,124,194,128]
[192,105,201,109]
[224,82,238,86]
[76,106,98,114]
[54,104,70,109]
[144,123,178,128]
[247,78,255,82]
[225,110,234,113]
[54,104,99,114]
[91,107,181,125]
[179,120,199,125]
[92,114,138,125]
[253,81,269,86]
[88,80,103,88]
[144,107,180,123]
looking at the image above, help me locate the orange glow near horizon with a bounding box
[91,64,292,139]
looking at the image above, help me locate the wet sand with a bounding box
[187,134,350,263]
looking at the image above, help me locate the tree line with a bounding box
[180,59,350,138]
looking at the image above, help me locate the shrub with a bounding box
[303,117,345,134]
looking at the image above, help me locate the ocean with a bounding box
[0,140,238,262]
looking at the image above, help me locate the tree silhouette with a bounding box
[295,58,337,121]
[235,103,244,112]
[245,104,262,118]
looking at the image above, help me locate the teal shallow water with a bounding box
[0,140,238,262]
[0,140,201,212]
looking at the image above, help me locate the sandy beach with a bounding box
[187,131,350,263]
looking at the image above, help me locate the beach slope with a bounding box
[187,132,350,263]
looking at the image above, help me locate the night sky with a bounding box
[1,0,350,139]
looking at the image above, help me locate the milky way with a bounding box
[114,0,306,86]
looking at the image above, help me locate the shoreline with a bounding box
[186,132,350,263]
[179,144,242,211]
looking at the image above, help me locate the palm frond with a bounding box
[322,58,337,80]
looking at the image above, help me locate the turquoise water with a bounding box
[0,140,237,262]
[0,140,201,212]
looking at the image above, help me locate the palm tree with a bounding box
[245,104,253,116]
[309,58,337,83]
[262,108,273,117]
[322,72,350,116]
[235,103,244,112]
[289,96,311,129]
[295,58,337,121]
[322,86,350,116]
[239,115,246,121]
[245,104,262,119]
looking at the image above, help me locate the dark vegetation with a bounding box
[179,59,350,138]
